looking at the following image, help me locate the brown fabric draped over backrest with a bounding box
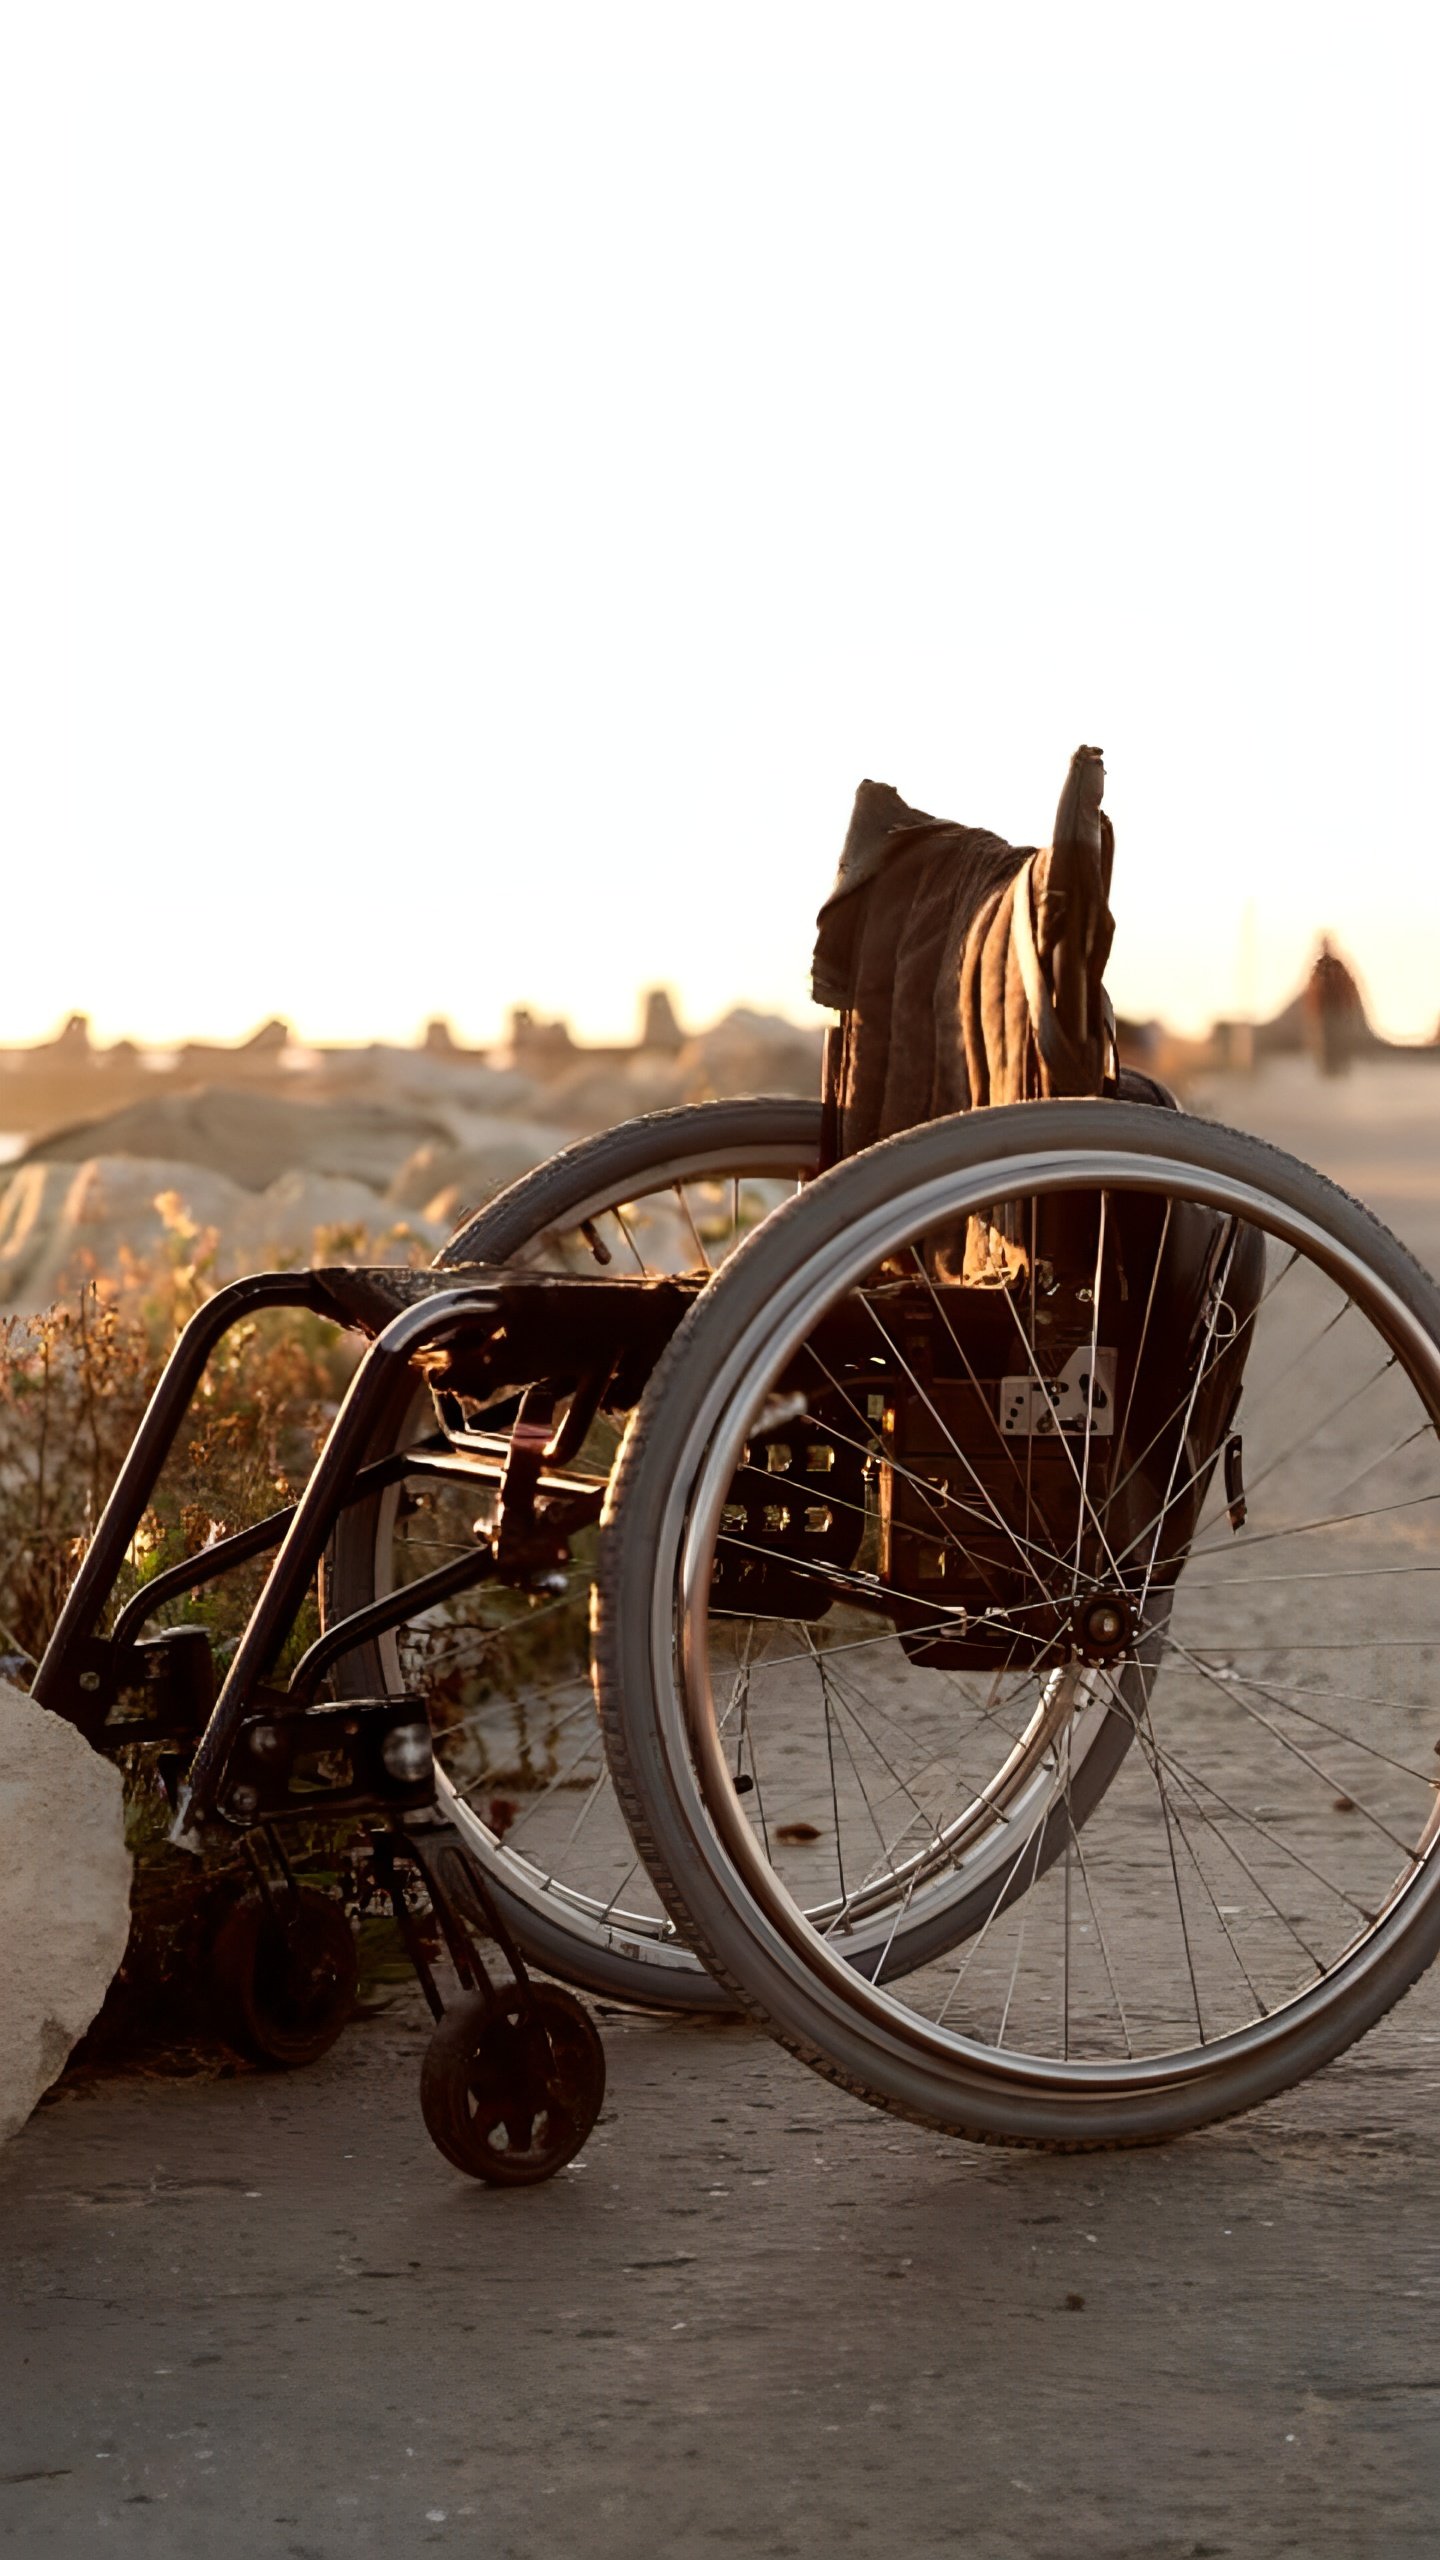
[814,746,1117,1161]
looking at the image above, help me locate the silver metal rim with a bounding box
[645,1137,1440,2097]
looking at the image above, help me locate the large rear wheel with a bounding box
[595,1101,1440,2144]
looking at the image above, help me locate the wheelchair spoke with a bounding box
[1100,1240,1302,1524]
[1128,1719,1376,1931]
[1230,1293,1356,1427]
[1221,1354,1399,1513]
[1182,1559,1440,1589]
[1132,1731,1331,1972]
[673,1184,713,1272]
[1138,1697,1216,2048]
[813,1658,1015,1869]
[1159,1635,1417,1856]
[471,1722,602,1830]
[991,1271,1129,1587]
[609,1204,651,1274]
[1154,1669,1438,1782]
[1068,1811,1133,2057]
[935,1778,1054,2028]
[1187,1486,1440,1563]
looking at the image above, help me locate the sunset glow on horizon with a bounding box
[4,5,1436,1054]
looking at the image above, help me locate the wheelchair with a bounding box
[31,1082,1440,2174]
[31,763,1440,2177]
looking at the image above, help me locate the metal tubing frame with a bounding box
[285,1543,501,1704]
[110,1503,298,1652]
[33,1271,329,1714]
[30,1267,511,1836]
[27,1259,625,2084]
[108,1444,495,1655]
[370,1822,541,2021]
[176,1285,502,1834]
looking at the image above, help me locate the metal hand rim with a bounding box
[638,1111,1440,2097]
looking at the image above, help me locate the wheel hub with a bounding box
[1069,1590,1137,1667]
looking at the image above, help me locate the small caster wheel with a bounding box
[210,1886,358,2069]
[419,1982,606,2185]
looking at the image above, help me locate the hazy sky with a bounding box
[4,3,1437,1048]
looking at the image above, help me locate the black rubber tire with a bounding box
[437,1097,825,1267]
[326,1097,823,2014]
[210,1885,358,2070]
[419,1981,606,2184]
[594,1099,1440,2150]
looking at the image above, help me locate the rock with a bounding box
[539,1055,693,1131]
[0,1155,446,1318]
[224,1168,445,1265]
[677,1008,823,1098]
[0,1157,244,1314]
[384,1118,575,1216]
[641,988,686,1053]
[285,1047,542,1120]
[15,1086,452,1194]
[0,1680,132,2143]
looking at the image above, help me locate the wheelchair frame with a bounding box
[31,1084,1440,2172]
[30,1259,706,2181]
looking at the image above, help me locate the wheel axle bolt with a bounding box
[228,1784,259,1818]
[381,1721,434,1785]
[1091,1606,1123,1643]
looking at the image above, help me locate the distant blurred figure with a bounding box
[1305,934,1365,1076]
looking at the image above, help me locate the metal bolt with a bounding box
[78,1670,101,1692]
[380,1722,433,1785]
[247,1722,283,1761]
[228,1784,259,1818]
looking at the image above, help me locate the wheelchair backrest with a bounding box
[711,749,1263,1654]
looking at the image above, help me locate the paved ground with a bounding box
[5,1057,1440,2558]
[4,1977,1440,2560]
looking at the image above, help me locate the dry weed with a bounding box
[0,1201,427,2054]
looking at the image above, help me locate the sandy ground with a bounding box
[5,1055,1440,2559]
